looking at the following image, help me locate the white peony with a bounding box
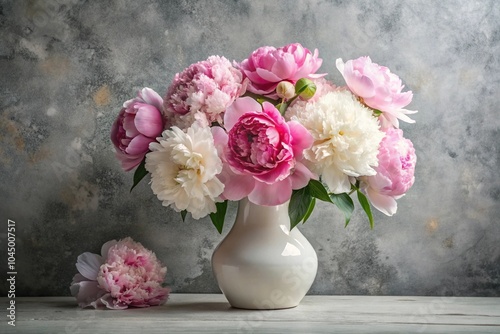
[287,90,384,194]
[145,122,224,219]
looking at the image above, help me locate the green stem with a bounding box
[278,94,302,116]
[242,92,279,105]
[279,102,288,116]
[287,94,300,106]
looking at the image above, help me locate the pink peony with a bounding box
[239,43,324,97]
[213,97,315,206]
[70,237,170,309]
[164,55,244,129]
[362,128,416,216]
[111,88,165,171]
[336,57,417,128]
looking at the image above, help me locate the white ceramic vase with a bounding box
[211,198,318,309]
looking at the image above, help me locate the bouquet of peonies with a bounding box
[111,43,417,232]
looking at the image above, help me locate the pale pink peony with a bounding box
[111,88,165,171]
[70,238,170,309]
[336,57,417,128]
[239,43,324,97]
[164,55,244,129]
[362,128,416,216]
[213,97,315,206]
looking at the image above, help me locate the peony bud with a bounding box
[295,78,316,100]
[276,81,296,99]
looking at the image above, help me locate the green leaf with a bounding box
[209,200,228,234]
[302,197,316,224]
[307,179,333,203]
[180,210,187,222]
[289,187,313,230]
[356,189,374,229]
[329,192,354,227]
[130,158,148,192]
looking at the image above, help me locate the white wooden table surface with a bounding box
[2,294,499,333]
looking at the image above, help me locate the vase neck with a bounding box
[235,198,291,230]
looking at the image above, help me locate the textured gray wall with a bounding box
[1,0,499,297]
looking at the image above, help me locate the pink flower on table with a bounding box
[70,237,170,309]
[111,88,165,171]
[164,55,245,129]
[336,57,417,128]
[213,97,316,206]
[362,128,416,216]
[239,43,324,97]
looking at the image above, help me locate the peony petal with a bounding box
[343,60,376,98]
[110,109,125,148]
[290,161,317,190]
[391,91,413,110]
[99,293,128,310]
[255,67,282,82]
[248,179,292,206]
[349,74,376,98]
[244,70,272,84]
[366,187,397,216]
[140,87,164,111]
[224,97,262,131]
[271,53,297,79]
[135,105,164,137]
[287,120,314,157]
[71,280,106,308]
[100,240,118,259]
[211,126,228,153]
[219,165,255,201]
[125,135,154,155]
[123,114,140,138]
[388,109,417,124]
[71,273,88,284]
[307,72,327,79]
[322,167,352,194]
[115,150,144,171]
[368,173,392,193]
[378,112,399,130]
[261,102,285,125]
[335,58,345,74]
[253,160,292,184]
[246,83,280,95]
[75,252,104,280]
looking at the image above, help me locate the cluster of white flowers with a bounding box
[145,123,224,219]
[287,90,384,194]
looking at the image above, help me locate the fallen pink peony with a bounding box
[70,237,170,309]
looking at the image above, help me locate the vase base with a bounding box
[229,304,299,310]
[224,294,301,310]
